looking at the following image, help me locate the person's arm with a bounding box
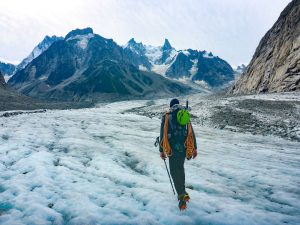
[159,114,166,152]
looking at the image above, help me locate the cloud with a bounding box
[0,0,292,66]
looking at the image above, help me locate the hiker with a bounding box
[159,98,198,210]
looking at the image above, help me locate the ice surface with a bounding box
[0,98,299,225]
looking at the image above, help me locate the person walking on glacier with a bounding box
[159,98,198,210]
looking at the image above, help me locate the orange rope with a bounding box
[161,113,196,159]
[185,122,196,159]
[160,113,172,156]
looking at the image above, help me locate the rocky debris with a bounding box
[124,93,300,142]
[209,99,300,142]
[230,0,300,94]
[0,109,46,118]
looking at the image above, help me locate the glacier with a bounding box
[0,95,299,225]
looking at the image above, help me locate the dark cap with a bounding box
[170,98,179,108]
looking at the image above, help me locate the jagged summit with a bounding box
[127,38,143,46]
[162,38,172,51]
[37,35,62,48]
[125,38,146,56]
[65,27,94,40]
[128,38,137,44]
[17,35,63,71]
[122,36,233,87]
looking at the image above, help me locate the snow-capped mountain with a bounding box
[1,36,62,83]
[123,38,234,87]
[17,35,63,70]
[9,28,192,101]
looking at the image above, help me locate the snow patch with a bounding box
[151,64,170,76]
[137,44,178,76]
[144,45,162,63]
[138,65,148,71]
[203,51,215,59]
[172,76,190,84]
[189,59,198,80]
[3,75,11,82]
[194,80,209,88]
[67,33,95,50]
[165,49,177,64]
[181,50,190,56]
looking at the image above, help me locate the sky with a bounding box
[0,0,292,67]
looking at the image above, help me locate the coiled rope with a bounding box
[185,122,196,159]
[161,113,172,156]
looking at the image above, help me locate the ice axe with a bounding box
[154,136,176,196]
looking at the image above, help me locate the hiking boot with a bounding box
[179,199,187,211]
[178,192,190,210]
[178,192,190,202]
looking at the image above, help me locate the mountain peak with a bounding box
[38,35,63,48]
[65,27,94,40]
[162,38,172,51]
[17,35,63,70]
[128,38,136,44]
[125,38,146,55]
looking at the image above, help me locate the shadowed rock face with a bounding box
[0,73,5,87]
[230,0,300,94]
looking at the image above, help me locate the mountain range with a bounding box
[124,38,234,87]
[6,28,234,101]
[8,28,195,101]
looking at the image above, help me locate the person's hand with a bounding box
[160,152,167,160]
[192,149,198,159]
